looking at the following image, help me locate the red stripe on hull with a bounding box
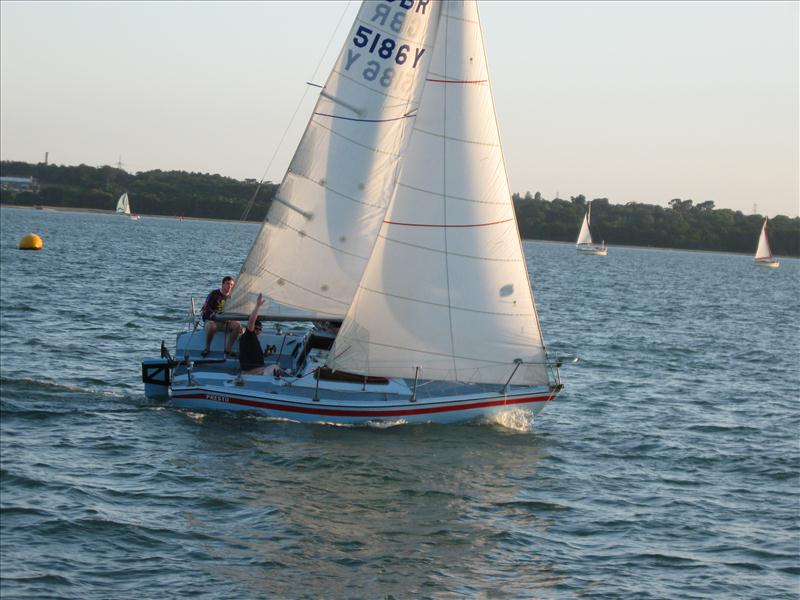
[172,392,554,418]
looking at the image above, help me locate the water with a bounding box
[1,206,798,599]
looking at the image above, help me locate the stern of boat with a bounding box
[142,341,175,399]
[142,357,172,399]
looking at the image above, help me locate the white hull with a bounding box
[143,325,562,426]
[754,258,779,268]
[169,381,556,426]
[577,244,608,256]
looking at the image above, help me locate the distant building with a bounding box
[0,176,38,192]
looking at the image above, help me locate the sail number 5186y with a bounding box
[352,26,426,69]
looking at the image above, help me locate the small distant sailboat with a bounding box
[116,192,140,220]
[115,192,130,215]
[576,203,607,255]
[754,218,779,268]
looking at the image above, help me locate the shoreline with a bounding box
[3,204,795,259]
[0,203,255,225]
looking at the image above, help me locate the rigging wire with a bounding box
[239,1,354,222]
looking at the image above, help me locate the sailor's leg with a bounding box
[203,321,218,354]
[224,321,243,354]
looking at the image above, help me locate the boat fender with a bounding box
[19,233,43,250]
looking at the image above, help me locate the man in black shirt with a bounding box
[239,293,266,373]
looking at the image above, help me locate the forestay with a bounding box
[226,0,443,319]
[328,0,549,386]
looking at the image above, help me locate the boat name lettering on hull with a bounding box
[206,394,229,403]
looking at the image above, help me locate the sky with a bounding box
[1,1,797,218]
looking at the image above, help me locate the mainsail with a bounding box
[226,1,443,319]
[576,205,593,246]
[754,219,772,260]
[327,0,549,386]
[116,193,130,215]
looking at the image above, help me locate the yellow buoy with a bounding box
[19,233,43,251]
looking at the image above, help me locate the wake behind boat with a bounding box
[142,0,566,425]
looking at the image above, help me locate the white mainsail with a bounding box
[576,206,593,246]
[327,0,549,386]
[754,219,772,260]
[226,1,443,319]
[116,193,131,215]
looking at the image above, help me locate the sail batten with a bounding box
[334,338,541,367]
[313,112,417,123]
[357,285,537,316]
[377,233,524,262]
[426,78,488,84]
[384,217,513,228]
[412,126,500,146]
[396,181,508,205]
[307,119,405,157]
[252,223,370,261]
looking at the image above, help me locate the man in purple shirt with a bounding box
[200,275,241,357]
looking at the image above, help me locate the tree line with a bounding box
[2,161,798,257]
[513,192,798,257]
[0,161,276,222]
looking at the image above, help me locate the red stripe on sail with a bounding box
[383,218,514,228]
[426,79,488,84]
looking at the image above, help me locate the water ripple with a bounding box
[1,209,798,599]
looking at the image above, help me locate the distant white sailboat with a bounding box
[142,0,566,425]
[116,192,140,220]
[576,203,607,255]
[754,218,779,268]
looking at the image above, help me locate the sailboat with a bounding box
[141,0,565,425]
[754,218,779,268]
[576,202,607,255]
[115,192,140,220]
